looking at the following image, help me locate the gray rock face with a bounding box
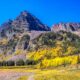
[51,23,80,32]
[12,11,50,31]
[51,23,80,36]
[0,11,50,38]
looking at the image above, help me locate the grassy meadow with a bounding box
[0,66,80,80]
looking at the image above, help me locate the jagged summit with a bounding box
[51,22,80,36]
[20,11,29,16]
[51,22,80,32]
[13,10,50,31]
[0,11,50,38]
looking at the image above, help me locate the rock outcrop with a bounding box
[51,22,80,36]
[0,11,50,39]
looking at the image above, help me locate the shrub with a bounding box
[0,62,3,66]
[7,60,15,66]
[39,55,80,68]
[25,59,37,65]
[2,61,7,66]
[16,59,25,66]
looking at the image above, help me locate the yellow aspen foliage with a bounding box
[56,41,62,45]
[28,47,64,61]
[0,38,8,45]
[40,55,79,68]
[51,46,63,57]
[28,49,47,61]
[27,42,80,68]
[63,56,72,65]
[14,49,24,55]
[66,46,76,55]
[71,55,79,65]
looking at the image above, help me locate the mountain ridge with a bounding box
[51,22,80,36]
[0,11,50,38]
[0,11,80,61]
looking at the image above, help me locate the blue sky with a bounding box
[0,0,80,26]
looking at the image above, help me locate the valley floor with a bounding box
[0,66,80,80]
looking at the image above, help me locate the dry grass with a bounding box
[34,69,80,80]
[0,66,80,80]
[17,76,28,80]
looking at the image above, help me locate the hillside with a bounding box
[0,11,50,61]
[0,11,80,68]
[28,31,80,68]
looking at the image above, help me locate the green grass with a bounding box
[0,65,36,69]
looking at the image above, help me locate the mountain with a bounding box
[0,11,51,61]
[51,22,80,36]
[0,11,50,39]
[0,11,80,62]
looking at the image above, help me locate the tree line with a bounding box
[0,59,36,66]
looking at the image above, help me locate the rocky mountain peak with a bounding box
[20,11,29,16]
[16,11,30,21]
[51,22,80,32]
[51,22,80,36]
[0,11,50,38]
[12,10,50,31]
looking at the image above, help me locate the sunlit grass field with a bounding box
[17,76,28,80]
[34,69,80,80]
[0,66,80,80]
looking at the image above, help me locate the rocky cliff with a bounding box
[0,11,50,39]
[51,23,80,36]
